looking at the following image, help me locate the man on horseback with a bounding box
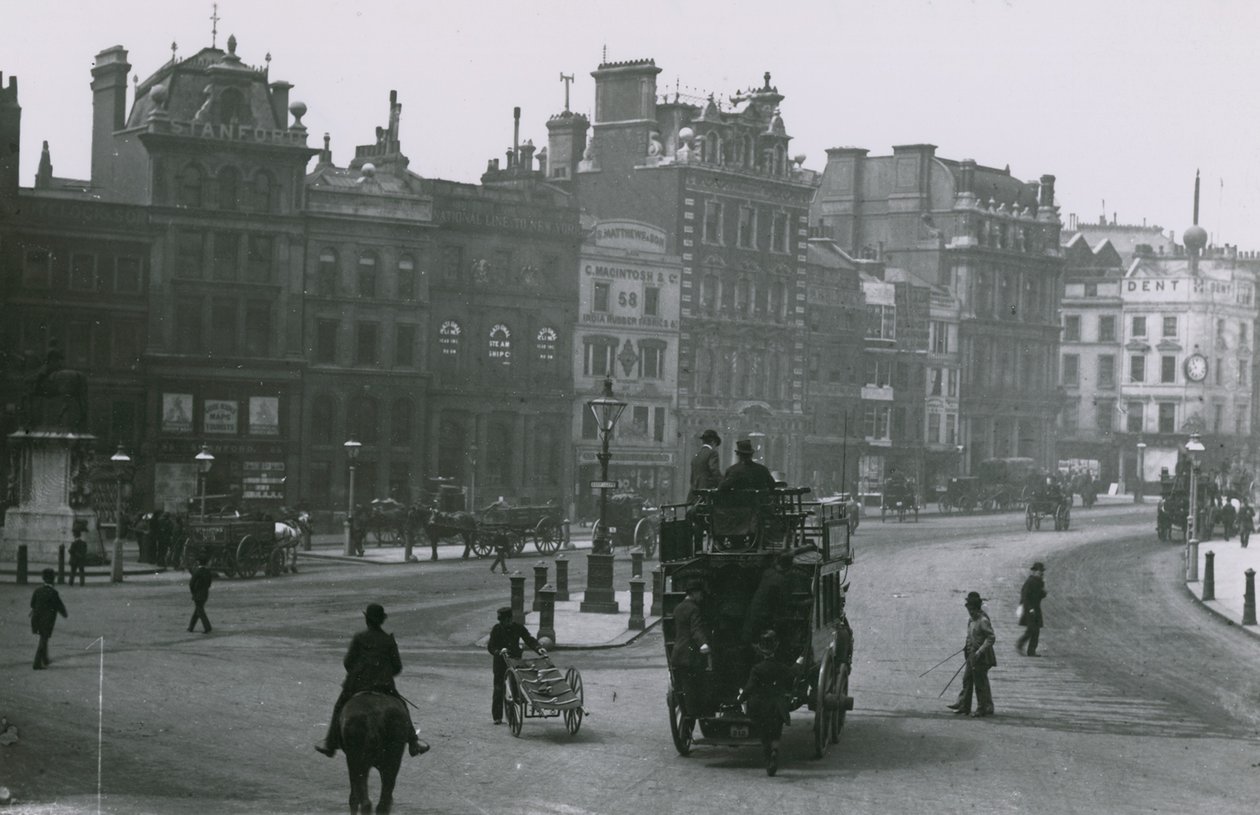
[316,603,429,759]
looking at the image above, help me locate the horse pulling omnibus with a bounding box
[659,486,856,773]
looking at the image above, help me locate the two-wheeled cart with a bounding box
[499,652,586,737]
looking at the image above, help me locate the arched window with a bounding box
[177,164,204,207]
[704,131,721,164]
[488,324,512,366]
[699,347,715,394]
[397,255,416,301]
[317,248,338,296]
[218,88,245,124]
[311,394,335,445]
[250,171,274,213]
[216,166,240,210]
[768,351,782,401]
[536,327,558,362]
[438,320,461,358]
[736,350,750,397]
[347,395,379,445]
[720,272,735,312]
[391,398,413,446]
[357,251,378,298]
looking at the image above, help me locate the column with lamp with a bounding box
[581,377,626,613]
[468,441,478,512]
[109,444,132,583]
[1185,432,1205,581]
[1135,442,1147,503]
[343,439,361,556]
[195,445,215,520]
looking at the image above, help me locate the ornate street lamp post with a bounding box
[468,441,479,512]
[343,439,362,556]
[1185,433,1205,581]
[110,444,132,583]
[1135,442,1148,504]
[195,445,215,520]
[582,377,626,613]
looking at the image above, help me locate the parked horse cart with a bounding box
[179,516,298,578]
[468,503,566,558]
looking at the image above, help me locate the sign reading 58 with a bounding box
[618,291,638,308]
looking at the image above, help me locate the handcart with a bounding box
[499,652,586,737]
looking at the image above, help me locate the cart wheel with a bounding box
[1025,507,1034,531]
[563,668,584,735]
[469,531,493,559]
[504,674,525,737]
[667,683,694,757]
[268,547,288,576]
[533,519,562,554]
[234,536,262,579]
[511,530,527,556]
[813,651,836,759]
[633,518,657,559]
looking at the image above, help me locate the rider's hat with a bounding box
[364,603,387,625]
[1030,562,1045,572]
[700,429,721,444]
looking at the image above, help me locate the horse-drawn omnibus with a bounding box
[658,486,855,773]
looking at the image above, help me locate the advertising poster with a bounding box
[249,396,280,436]
[204,399,239,434]
[154,462,197,513]
[162,393,194,433]
[243,460,286,501]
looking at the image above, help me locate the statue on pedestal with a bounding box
[20,341,89,433]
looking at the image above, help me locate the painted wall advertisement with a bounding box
[249,396,280,436]
[162,393,194,433]
[243,460,285,501]
[204,400,238,435]
[154,462,197,513]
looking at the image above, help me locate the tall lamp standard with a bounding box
[581,377,626,614]
[194,445,215,520]
[1185,432,1205,581]
[468,441,479,511]
[1135,442,1148,503]
[343,439,362,556]
[110,444,132,583]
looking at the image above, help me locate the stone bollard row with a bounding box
[1244,568,1257,626]
[509,572,526,624]
[650,567,663,617]
[537,584,557,645]
[631,548,644,579]
[1202,551,1215,601]
[628,576,645,631]
[533,561,548,612]
[554,554,569,601]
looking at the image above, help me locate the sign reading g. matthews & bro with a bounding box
[590,220,668,254]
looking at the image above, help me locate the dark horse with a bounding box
[407,505,477,560]
[340,692,412,815]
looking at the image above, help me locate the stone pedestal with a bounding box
[2,431,97,562]
[580,551,620,613]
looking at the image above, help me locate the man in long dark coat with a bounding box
[1015,561,1047,656]
[487,606,544,724]
[188,556,214,633]
[688,430,723,500]
[670,580,711,716]
[30,568,68,669]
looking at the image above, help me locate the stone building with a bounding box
[813,147,1065,472]
[561,60,816,490]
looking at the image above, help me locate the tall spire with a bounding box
[210,2,220,48]
[1193,168,1200,225]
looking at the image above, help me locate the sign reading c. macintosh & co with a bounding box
[589,220,669,254]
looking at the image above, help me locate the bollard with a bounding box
[57,545,66,584]
[1244,568,1257,626]
[537,584,557,645]
[650,567,663,617]
[509,571,526,624]
[302,527,312,552]
[631,548,644,579]
[1202,551,1215,601]
[629,576,645,631]
[111,538,124,583]
[562,519,573,550]
[533,561,548,612]
[554,554,569,602]
[16,545,28,585]
[1187,539,1200,582]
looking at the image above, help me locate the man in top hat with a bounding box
[1016,562,1048,656]
[487,606,545,725]
[947,592,997,718]
[316,603,428,758]
[740,629,806,776]
[719,440,777,493]
[689,429,723,501]
[30,568,68,670]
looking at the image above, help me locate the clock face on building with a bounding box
[1185,354,1208,382]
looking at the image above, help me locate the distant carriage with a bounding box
[592,492,660,558]
[179,514,298,578]
[352,498,412,551]
[879,476,918,522]
[1024,486,1071,532]
[975,457,1040,512]
[938,476,980,515]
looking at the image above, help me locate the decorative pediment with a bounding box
[1156,340,1182,352]
[1124,339,1150,352]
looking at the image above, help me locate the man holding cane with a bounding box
[946,591,996,716]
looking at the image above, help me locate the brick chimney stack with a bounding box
[91,45,131,187]
[0,72,20,215]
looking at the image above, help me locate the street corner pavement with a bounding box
[1187,538,1260,636]
[465,590,661,651]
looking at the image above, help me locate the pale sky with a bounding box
[4,0,1259,248]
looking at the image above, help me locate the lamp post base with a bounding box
[580,551,620,613]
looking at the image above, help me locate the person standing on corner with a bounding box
[487,606,544,725]
[188,556,214,633]
[30,568,68,670]
[1015,562,1047,657]
[68,525,88,587]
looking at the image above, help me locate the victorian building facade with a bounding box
[813,147,1065,474]
[563,60,816,493]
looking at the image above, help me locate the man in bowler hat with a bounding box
[315,603,427,758]
[1016,562,1048,656]
[487,606,544,724]
[719,440,777,492]
[689,429,723,500]
[30,568,68,670]
[947,592,997,717]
